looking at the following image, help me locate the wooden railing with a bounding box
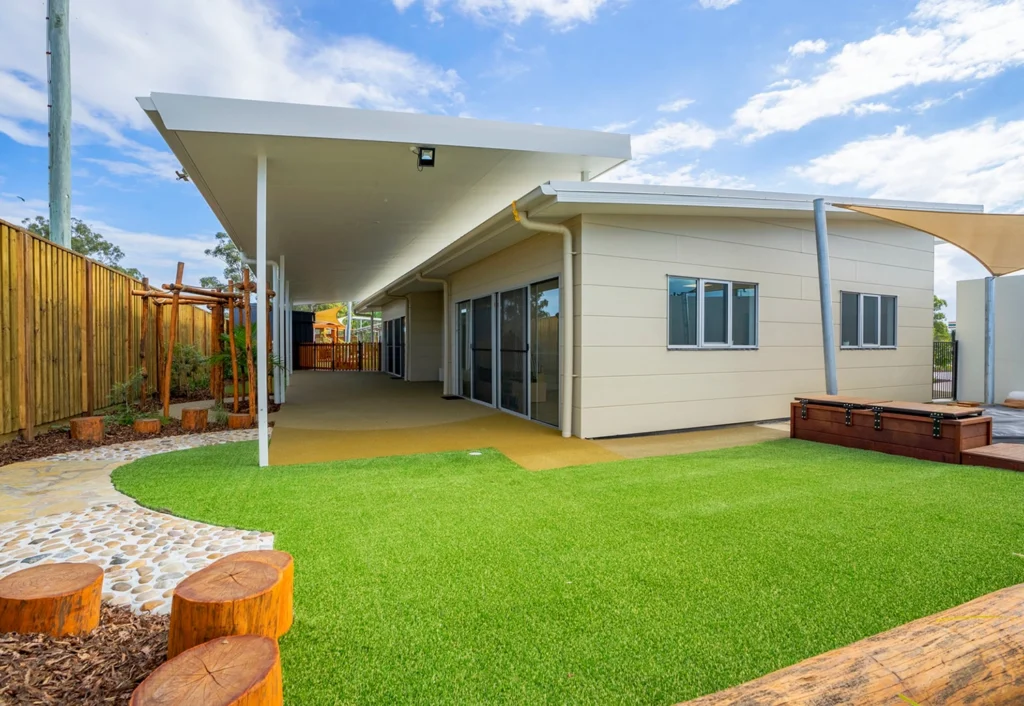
[0,219,213,437]
[296,342,380,372]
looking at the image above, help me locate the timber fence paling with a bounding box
[0,219,214,436]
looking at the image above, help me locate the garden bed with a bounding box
[0,604,168,705]
[0,402,279,467]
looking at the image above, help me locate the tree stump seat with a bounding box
[131,634,282,706]
[227,413,251,429]
[133,418,161,435]
[70,416,104,441]
[168,560,281,659]
[0,563,102,636]
[214,550,293,636]
[181,407,208,432]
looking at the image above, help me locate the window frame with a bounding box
[667,276,759,350]
[840,291,898,350]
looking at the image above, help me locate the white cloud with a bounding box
[657,98,695,113]
[596,118,638,133]
[789,39,829,57]
[0,0,462,176]
[395,0,614,26]
[796,118,1024,211]
[735,0,1024,140]
[851,102,896,116]
[698,0,742,9]
[632,120,720,158]
[598,161,754,189]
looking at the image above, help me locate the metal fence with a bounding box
[932,339,958,401]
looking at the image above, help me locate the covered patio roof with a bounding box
[137,93,631,303]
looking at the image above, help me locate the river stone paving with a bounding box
[0,429,273,614]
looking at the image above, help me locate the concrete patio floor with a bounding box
[268,372,788,470]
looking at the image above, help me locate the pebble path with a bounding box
[0,429,273,615]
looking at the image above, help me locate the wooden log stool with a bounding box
[131,634,282,706]
[227,413,252,429]
[0,563,102,636]
[70,416,104,442]
[181,407,208,432]
[168,560,281,659]
[215,550,293,636]
[133,418,161,435]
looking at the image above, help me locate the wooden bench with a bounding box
[791,397,992,464]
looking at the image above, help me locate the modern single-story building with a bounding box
[138,91,994,464]
[358,182,979,439]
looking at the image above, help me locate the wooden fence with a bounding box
[0,219,214,437]
[296,342,381,372]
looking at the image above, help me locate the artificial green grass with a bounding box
[112,440,1024,705]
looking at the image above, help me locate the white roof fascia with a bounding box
[546,181,984,214]
[142,93,631,164]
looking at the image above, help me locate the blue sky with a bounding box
[2,0,1023,316]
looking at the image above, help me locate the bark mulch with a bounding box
[0,605,168,705]
[0,419,228,468]
[0,403,281,468]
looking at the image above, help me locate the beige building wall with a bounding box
[956,275,1024,402]
[448,229,570,424]
[406,291,443,382]
[381,299,406,322]
[578,213,934,438]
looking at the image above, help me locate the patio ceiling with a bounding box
[137,93,631,303]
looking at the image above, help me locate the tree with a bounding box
[23,216,142,279]
[204,231,247,286]
[934,295,951,341]
[294,302,347,314]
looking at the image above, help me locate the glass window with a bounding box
[731,283,757,347]
[841,292,860,347]
[880,295,897,347]
[668,277,698,346]
[703,281,729,345]
[842,292,897,348]
[668,277,757,349]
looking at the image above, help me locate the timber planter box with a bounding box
[790,398,992,465]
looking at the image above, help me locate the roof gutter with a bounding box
[511,200,575,439]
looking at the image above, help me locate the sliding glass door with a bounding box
[499,288,528,415]
[457,301,471,398]
[457,279,560,428]
[530,279,559,426]
[471,296,493,404]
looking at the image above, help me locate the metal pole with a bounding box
[813,198,839,395]
[47,0,72,248]
[255,154,269,467]
[984,276,996,405]
[345,301,353,343]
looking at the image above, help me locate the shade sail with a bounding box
[839,205,1024,276]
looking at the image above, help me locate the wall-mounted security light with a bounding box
[417,146,436,169]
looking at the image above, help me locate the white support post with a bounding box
[278,257,286,404]
[256,154,270,467]
[285,280,293,378]
[346,301,353,343]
